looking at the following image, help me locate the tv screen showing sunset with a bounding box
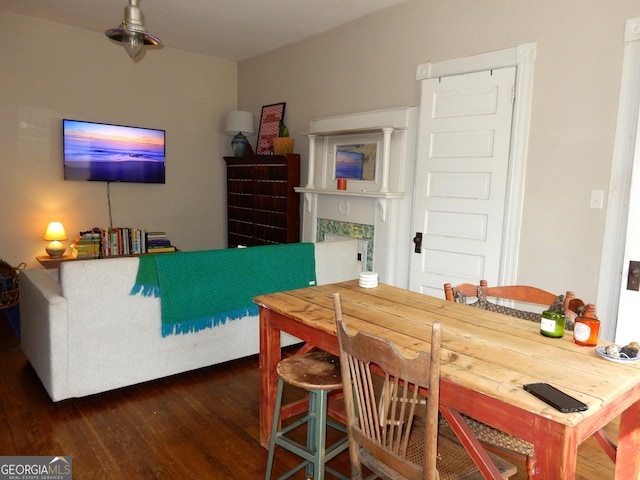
[63,119,165,183]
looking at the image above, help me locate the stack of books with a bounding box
[71,231,102,259]
[145,232,176,253]
[72,228,177,258]
[89,227,176,258]
[101,227,150,257]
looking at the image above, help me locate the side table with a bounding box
[36,249,180,270]
[36,255,79,270]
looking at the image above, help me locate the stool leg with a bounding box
[266,380,347,480]
[305,390,317,479]
[265,378,285,480]
[311,390,329,480]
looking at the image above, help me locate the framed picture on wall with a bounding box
[335,143,377,181]
[256,102,286,155]
[326,136,381,192]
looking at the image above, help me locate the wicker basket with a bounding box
[0,260,25,309]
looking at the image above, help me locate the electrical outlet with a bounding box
[590,190,604,209]
[356,240,369,268]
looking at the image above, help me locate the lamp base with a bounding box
[231,133,250,157]
[46,241,66,259]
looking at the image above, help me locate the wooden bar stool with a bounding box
[265,350,349,480]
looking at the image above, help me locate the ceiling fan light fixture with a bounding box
[105,0,161,60]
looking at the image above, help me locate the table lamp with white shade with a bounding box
[225,111,255,157]
[44,222,68,258]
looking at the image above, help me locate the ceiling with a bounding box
[1,0,412,61]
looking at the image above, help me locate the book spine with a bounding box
[133,229,140,255]
[147,246,177,253]
[102,229,110,257]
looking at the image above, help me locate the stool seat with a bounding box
[277,351,342,391]
[266,350,349,480]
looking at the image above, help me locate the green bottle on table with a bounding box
[540,296,566,338]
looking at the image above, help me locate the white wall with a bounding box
[238,0,640,306]
[0,13,237,268]
[6,1,640,315]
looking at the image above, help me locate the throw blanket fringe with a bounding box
[131,243,316,337]
[163,305,259,336]
[130,283,160,298]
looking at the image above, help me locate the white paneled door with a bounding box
[409,67,516,297]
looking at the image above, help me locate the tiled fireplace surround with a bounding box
[296,107,418,288]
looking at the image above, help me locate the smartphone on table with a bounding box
[523,382,588,413]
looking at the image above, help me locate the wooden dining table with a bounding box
[255,280,640,479]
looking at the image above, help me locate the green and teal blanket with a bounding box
[131,243,316,336]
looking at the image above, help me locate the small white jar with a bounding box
[359,272,378,288]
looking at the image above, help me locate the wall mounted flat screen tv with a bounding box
[63,119,165,183]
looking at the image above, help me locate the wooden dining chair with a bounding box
[332,292,516,480]
[444,280,584,329]
[443,280,615,479]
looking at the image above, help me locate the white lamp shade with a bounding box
[44,222,67,241]
[44,221,67,258]
[225,111,254,136]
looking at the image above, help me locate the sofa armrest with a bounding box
[19,268,69,401]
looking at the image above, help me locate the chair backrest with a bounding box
[443,282,481,302]
[481,280,564,306]
[443,280,593,329]
[445,280,566,304]
[332,292,441,480]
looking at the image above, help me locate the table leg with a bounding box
[614,400,640,479]
[259,306,283,449]
[529,425,577,479]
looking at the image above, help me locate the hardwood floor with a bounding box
[0,312,618,479]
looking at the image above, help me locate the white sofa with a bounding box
[19,240,360,401]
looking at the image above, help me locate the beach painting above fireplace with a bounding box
[335,143,377,181]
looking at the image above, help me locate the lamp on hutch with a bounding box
[225,111,255,157]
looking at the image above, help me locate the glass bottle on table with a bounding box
[573,304,600,346]
[540,296,566,338]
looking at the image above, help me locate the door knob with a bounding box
[413,232,423,254]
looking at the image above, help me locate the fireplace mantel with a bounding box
[297,107,418,288]
[295,188,404,199]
